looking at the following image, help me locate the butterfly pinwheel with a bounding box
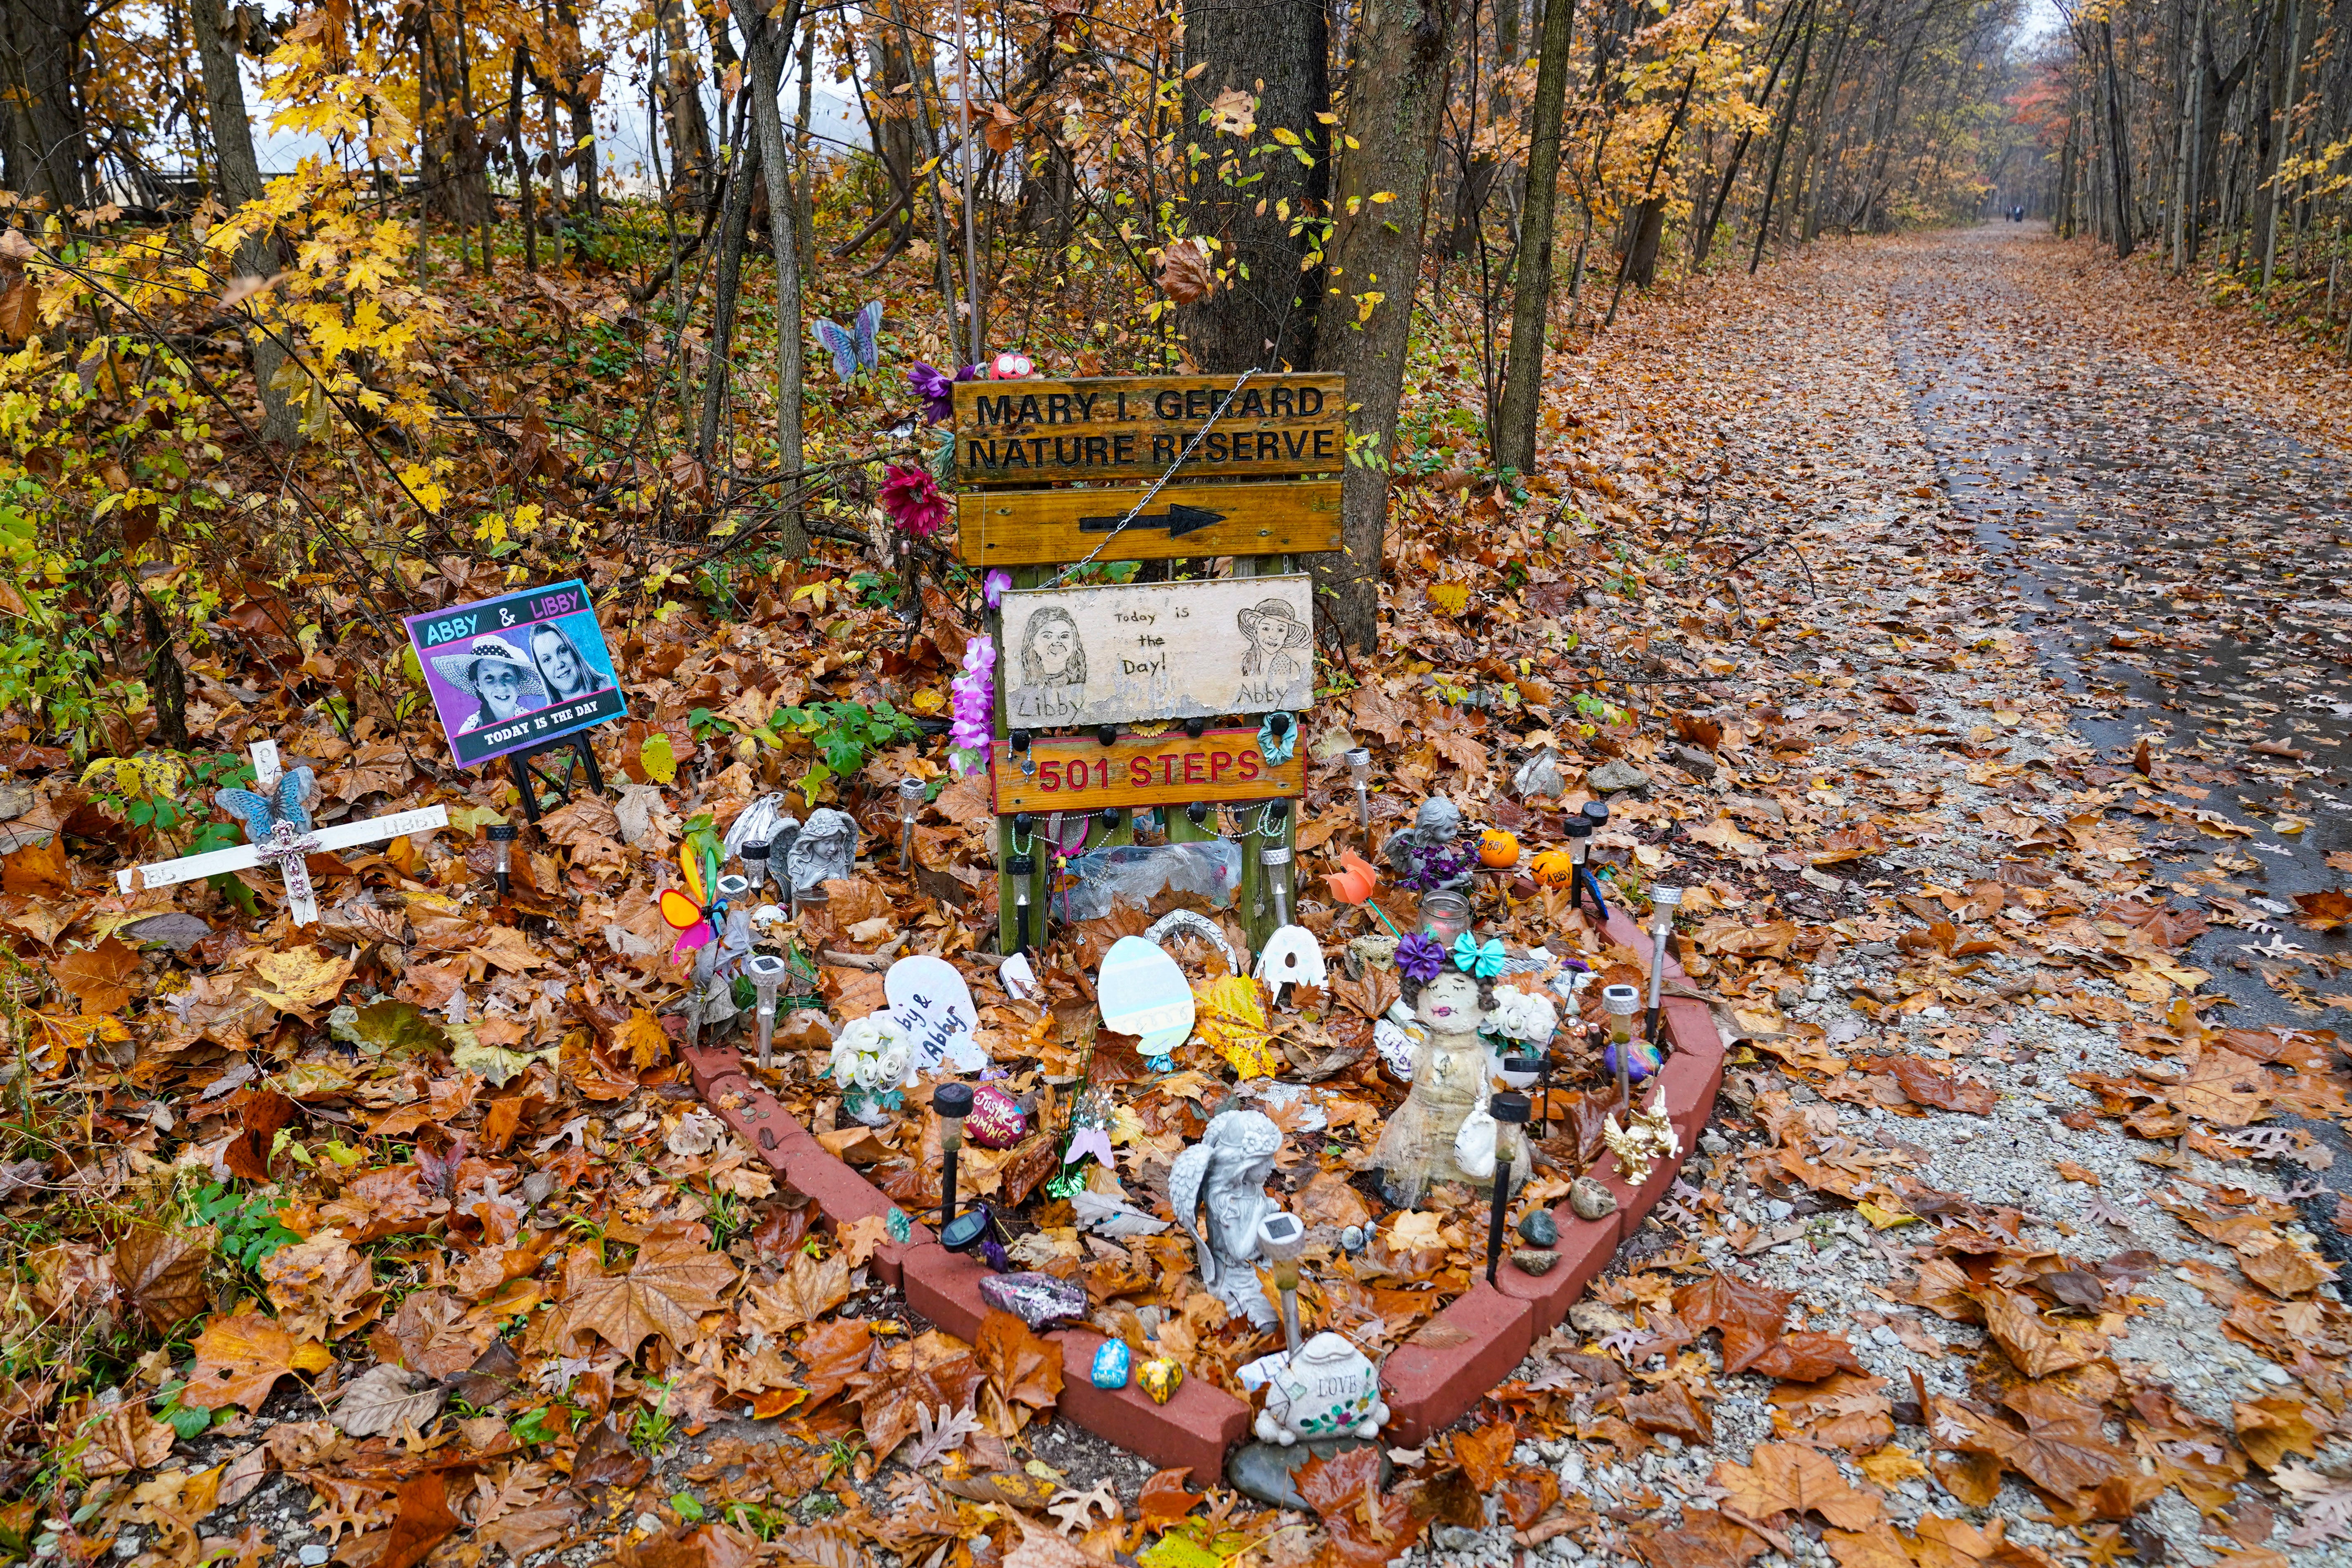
[813,302,882,380]
[1451,932,1508,978]
[216,767,317,847]
[658,840,730,960]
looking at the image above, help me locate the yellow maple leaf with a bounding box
[1195,974,1277,1079]
[620,1009,672,1070]
[1427,582,1470,616]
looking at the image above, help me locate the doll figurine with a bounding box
[1370,936,1528,1208]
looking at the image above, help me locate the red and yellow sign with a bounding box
[989,727,1303,815]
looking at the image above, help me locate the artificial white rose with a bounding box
[871,1038,912,1088]
[1486,986,1558,1045]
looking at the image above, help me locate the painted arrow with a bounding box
[1076,502,1226,538]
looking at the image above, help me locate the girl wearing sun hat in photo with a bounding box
[430,635,546,734]
[1237,597,1312,689]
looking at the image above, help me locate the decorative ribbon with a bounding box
[1256,711,1299,765]
[1396,931,1445,983]
[1452,932,1508,978]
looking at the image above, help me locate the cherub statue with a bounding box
[1379,796,1472,892]
[785,808,859,899]
[1370,937,1528,1208]
[1167,1108,1283,1325]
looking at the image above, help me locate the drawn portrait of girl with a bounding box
[1237,598,1311,692]
[530,620,611,706]
[1008,605,1088,725]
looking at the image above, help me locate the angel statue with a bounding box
[1167,1108,1284,1326]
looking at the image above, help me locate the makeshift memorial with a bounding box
[485,821,517,896]
[1253,925,1326,995]
[1257,1212,1308,1355]
[1372,938,1510,1207]
[1251,1332,1387,1446]
[1485,1093,1530,1284]
[1382,796,1473,893]
[1346,747,1373,829]
[990,726,1304,816]
[114,742,449,928]
[933,1081,973,1230]
[882,954,985,1073]
[965,1083,1027,1149]
[1644,884,1682,1044]
[1091,1340,1132,1390]
[785,808,859,900]
[1099,934,1194,1067]
[1167,1108,1285,1323]
[404,581,624,773]
[978,1271,1088,1330]
[825,1013,914,1126]
[1137,1355,1185,1405]
[743,953,791,1070]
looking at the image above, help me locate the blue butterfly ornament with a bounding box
[813,301,882,380]
[216,767,317,846]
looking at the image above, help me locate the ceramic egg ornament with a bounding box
[1254,926,1327,993]
[1099,936,1195,1060]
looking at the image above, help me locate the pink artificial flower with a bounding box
[948,636,994,776]
[879,463,949,538]
[983,569,1012,608]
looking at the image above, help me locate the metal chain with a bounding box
[1039,367,1262,589]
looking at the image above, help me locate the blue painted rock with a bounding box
[977,1270,1087,1329]
[1091,1339,1131,1389]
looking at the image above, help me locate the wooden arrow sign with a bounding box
[955,479,1341,566]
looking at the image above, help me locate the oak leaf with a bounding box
[183,1310,333,1411]
[558,1227,735,1357]
[1711,1443,1881,1530]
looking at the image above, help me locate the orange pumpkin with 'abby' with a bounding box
[1529,848,1578,886]
[1477,829,1520,868]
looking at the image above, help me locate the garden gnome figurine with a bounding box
[785,808,858,899]
[1371,957,1526,1207]
[1379,796,1472,892]
[1167,1108,1284,1326]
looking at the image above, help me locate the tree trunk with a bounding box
[1177,0,1330,370]
[1310,0,1459,651]
[1493,0,1576,473]
[794,16,817,283]
[0,0,90,216]
[2259,0,2301,285]
[190,0,301,446]
[744,5,809,557]
[697,101,759,468]
[509,48,536,269]
[2101,19,2133,258]
[1749,0,1815,272]
[657,0,716,214]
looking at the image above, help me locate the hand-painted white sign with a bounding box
[998,574,1313,727]
[883,955,985,1072]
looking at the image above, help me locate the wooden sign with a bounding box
[999,574,1314,728]
[954,374,1345,485]
[956,478,1341,567]
[991,726,1305,813]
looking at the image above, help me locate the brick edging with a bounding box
[681,898,1724,1466]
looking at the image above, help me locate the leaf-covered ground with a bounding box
[7,223,2352,1568]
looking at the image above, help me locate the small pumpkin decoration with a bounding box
[1477,829,1520,868]
[1529,848,1578,886]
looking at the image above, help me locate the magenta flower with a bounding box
[879,463,949,538]
[948,636,994,777]
[984,569,1012,608]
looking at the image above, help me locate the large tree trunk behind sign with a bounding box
[0,0,90,216]
[1493,0,1575,474]
[191,0,301,447]
[1310,0,1459,652]
[1177,0,1330,371]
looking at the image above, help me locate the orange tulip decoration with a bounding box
[1478,829,1520,868]
[1324,851,1379,905]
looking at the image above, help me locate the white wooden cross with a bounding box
[114,741,449,927]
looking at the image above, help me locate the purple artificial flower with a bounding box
[909,361,954,424]
[948,636,995,776]
[1396,931,1445,984]
[983,568,1012,609]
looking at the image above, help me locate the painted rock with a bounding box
[966,1083,1027,1149]
[1518,1208,1559,1247]
[1513,1248,1560,1276]
[1338,1225,1367,1255]
[1099,936,1195,1059]
[1137,1355,1186,1405]
[1570,1175,1619,1220]
[1604,1036,1665,1083]
[977,1271,1087,1330]
[1091,1340,1131,1390]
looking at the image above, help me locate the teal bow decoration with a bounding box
[1257,711,1299,764]
[1452,932,1506,978]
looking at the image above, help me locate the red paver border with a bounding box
[680,898,1720,1472]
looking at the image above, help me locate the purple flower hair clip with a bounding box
[1396,931,1445,984]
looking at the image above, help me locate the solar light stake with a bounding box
[1257,1212,1308,1356]
[741,838,771,893]
[1007,852,1036,956]
[743,953,790,1070]
[897,778,925,871]
[1645,885,1682,1046]
[486,822,518,898]
[1347,748,1373,831]
[934,1081,974,1231]
[1487,1093,1530,1285]
[1578,800,1611,920]
[1603,984,1641,1110]
[1260,799,1294,933]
